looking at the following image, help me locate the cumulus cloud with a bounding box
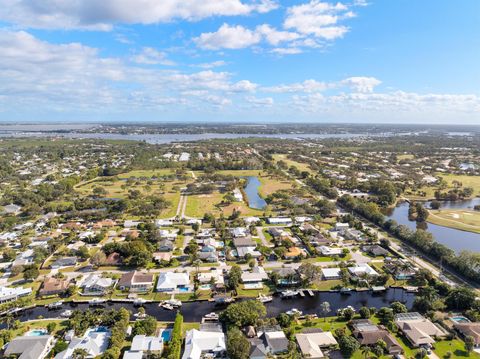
[195,24,262,49]
[341,77,382,93]
[0,0,278,30]
[195,60,228,69]
[256,24,300,46]
[131,47,175,66]
[264,79,330,93]
[246,96,274,106]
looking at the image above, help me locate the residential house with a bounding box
[156,272,190,292]
[317,246,343,256]
[321,268,342,280]
[241,266,269,284]
[50,256,77,269]
[123,334,164,358]
[284,246,304,259]
[348,264,379,278]
[182,329,226,359]
[55,327,111,359]
[39,277,70,297]
[0,285,32,303]
[334,222,349,233]
[233,237,261,258]
[4,335,55,359]
[344,229,367,242]
[454,322,480,347]
[295,330,338,358]
[273,267,300,286]
[231,227,248,238]
[104,252,123,266]
[153,252,173,263]
[118,271,154,293]
[267,217,292,225]
[158,239,174,252]
[81,274,114,295]
[3,203,22,215]
[249,338,268,359]
[257,325,289,355]
[362,245,389,257]
[350,320,403,354]
[198,268,225,286]
[395,312,447,348]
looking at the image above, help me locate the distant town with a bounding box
[1,125,480,359]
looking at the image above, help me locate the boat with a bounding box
[160,302,175,311]
[134,312,147,319]
[133,298,147,306]
[257,294,273,303]
[306,290,314,297]
[280,290,298,299]
[405,286,418,293]
[88,298,106,306]
[213,295,235,304]
[203,312,220,321]
[47,301,63,309]
[337,305,356,314]
[340,287,353,295]
[60,310,72,318]
[286,308,303,316]
[164,298,182,307]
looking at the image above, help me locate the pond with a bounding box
[243,176,267,210]
[2,289,414,325]
[385,200,480,254]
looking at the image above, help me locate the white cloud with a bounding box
[246,96,274,106]
[195,23,262,49]
[284,0,353,40]
[0,0,278,30]
[341,76,382,93]
[195,60,228,69]
[131,47,175,65]
[271,47,303,55]
[256,24,300,46]
[264,79,330,93]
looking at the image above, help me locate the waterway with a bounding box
[5,289,414,324]
[243,176,267,209]
[385,199,480,254]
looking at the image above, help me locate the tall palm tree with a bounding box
[361,345,372,359]
[320,301,330,322]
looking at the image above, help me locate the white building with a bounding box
[182,329,226,359]
[348,264,378,277]
[55,327,111,359]
[156,272,190,292]
[0,286,32,303]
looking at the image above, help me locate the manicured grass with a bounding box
[184,192,263,218]
[434,339,480,358]
[272,154,314,174]
[311,280,343,290]
[440,174,480,196]
[428,210,480,234]
[216,170,293,197]
[292,316,350,333]
[116,169,174,178]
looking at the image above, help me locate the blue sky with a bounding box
[0,0,479,124]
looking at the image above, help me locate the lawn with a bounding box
[272,154,315,174]
[428,209,480,234]
[116,169,174,178]
[434,339,480,358]
[216,170,293,197]
[440,174,480,196]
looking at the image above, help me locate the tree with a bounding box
[338,334,360,357]
[320,301,331,321]
[227,327,250,359]
[166,312,183,359]
[376,307,394,325]
[465,335,475,353]
[277,313,292,328]
[390,301,408,314]
[359,307,371,319]
[23,264,39,281]
[341,307,355,321]
[91,251,107,266]
[298,262,321,286]
[416,348,427,359]
[133,315,157,336]
[361,345,372,359]
[220,300,266,327]
[72,348,89,359]
[47,322,57,334]
[372,343,384,358]
[228,265,243,293]
[445,287,476,310]
[52,340,68,355]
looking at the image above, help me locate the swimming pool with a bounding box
[450,316,471,323]
[160,329,172,342]
[177,286,190,292]
[26,329,48,336]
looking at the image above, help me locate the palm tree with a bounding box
[72,348,89,359]
[320,301,330,322]
[361,345,372,359]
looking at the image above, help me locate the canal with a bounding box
[243,176,267,210]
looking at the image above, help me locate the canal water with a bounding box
[385,199,480,254]
[6,289,414,324]
[243,176,267,209]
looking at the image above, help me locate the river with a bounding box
[243,176,267,209]
[4,289,414,324]
[385,199,480,254]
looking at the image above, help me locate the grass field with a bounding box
[184,192,264,218]
[440,174,480,196]
[272,154,314,174]
[428,209,480,233]
[116,169,174,178]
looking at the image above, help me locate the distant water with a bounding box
[244,176,267,209]
[0,131,389,144]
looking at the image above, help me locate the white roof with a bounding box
[296,332,338,358]
[348,264,378,276]
[130,335,163,352]
[182,329,225,359]
[156,272,190,290]
[321,268,341,278]
[55,327,111,359]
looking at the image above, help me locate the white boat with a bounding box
[134,312,147,319]
[280,290,298,298]
[203,312,220,321]
[61,310,72,318]
[286,308,303,316]
[340,287,352,295]
[88,298,106,306]
[133,298,147,306]
[257,294,273,303]
[160,303,175,311]
[165,298,182,307]
[337,305,356,314]
[47,301,63,309]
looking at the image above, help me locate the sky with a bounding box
[0,0,479,124]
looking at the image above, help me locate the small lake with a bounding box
[244,176,267,209]
[386,200,480,254]
[3,289,414,325]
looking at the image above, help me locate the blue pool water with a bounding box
[94,326,109,332]
[26,329,48,336]
[161,329,172,342]
[450,316,471,323]
[178,287,189,292]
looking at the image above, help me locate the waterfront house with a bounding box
[118,271,154,293]
[123,334,164,358]
[4,335,54,359]
[0,285,32,303]
[182,329,226,359]
[350,319,403,354]
[156,272,190,292]
[321,268,342,280]
[55,327,111,359]
[257,325,289,355]
[39,276,70,297]
[241,266,269,285]
[395,312,447,347]
[454,322,480,347]
[348,264,379,278]
[273,267,300,286]
[81,274,114,295]
[295,330,338,358]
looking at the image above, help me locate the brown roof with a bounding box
[455,323,480,344]
[39,277,70,295]
[118,271,154,287]
[104,252,122,265]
